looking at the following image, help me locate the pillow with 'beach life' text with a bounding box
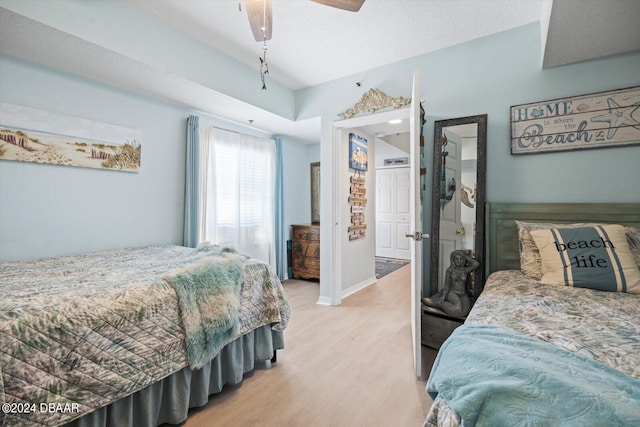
[516,221,591,280]
[530,224,640,293]
[516,221,640,280]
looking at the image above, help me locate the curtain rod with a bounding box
[211,126,240,134]
[199,114,273,139]
[209,125,276,143]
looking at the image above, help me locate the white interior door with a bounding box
[408,71,425,378]
[376,168,394,258]
[376,167,410,260]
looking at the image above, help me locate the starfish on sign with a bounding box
[591,98,640,139]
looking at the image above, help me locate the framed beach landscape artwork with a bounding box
[0,103,142,172]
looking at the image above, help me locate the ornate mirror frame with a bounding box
[429,114,487,300]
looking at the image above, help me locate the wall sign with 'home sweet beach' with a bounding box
[510,86,640,154]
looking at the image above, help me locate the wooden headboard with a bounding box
[485,203,640,276]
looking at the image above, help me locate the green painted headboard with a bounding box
[485,203,640,276]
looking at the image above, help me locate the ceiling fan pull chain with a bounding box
[260,0,269,90]
[260,40,269,90]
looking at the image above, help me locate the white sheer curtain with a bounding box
[203,127,276,269]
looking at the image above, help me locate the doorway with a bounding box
[326,108,411,305]
[321,71,424,379]
[352,123,411,276]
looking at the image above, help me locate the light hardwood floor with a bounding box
[182,264,437,427]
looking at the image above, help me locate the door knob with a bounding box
[406,231,423,241]
[456,228,465,235]
[405,232,430,241]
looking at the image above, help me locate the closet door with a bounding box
[375,167,410,260]
[376,168,395,258]
[394,167,410,260]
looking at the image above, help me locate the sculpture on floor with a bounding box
[422,250,480,318]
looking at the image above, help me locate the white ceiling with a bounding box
[1,0,639,143]
[131,0,548,90]
[543,0,640,68]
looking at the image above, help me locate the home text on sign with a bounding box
[510,86,640,154]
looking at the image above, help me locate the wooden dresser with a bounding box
[291,224,320,280]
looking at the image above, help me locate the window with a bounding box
[204,128,276,268]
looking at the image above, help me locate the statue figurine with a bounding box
[422,250,480,318]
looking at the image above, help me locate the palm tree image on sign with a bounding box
[349,132,368,172]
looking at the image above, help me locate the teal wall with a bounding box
[0,0,295,119]
[280,140,321,277]
[298,23,640,204]
[295,23,640,299]
[0,54,186,261]
[0,54,313,262]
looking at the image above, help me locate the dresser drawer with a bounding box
[292,257,320,279]
[421,312,463,350]
[291,224,320,280]
[292,225,320,241]
[291,240,319,258]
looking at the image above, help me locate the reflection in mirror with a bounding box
[429,115,487,312]
[441,125,477,252]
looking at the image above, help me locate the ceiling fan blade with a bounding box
[310,0,365,12]
[245,0,272,41]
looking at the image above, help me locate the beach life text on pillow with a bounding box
[530,224,640,293]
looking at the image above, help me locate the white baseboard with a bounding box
[316,296,332,306]
[316,276,377,305]
[341,275,377,300]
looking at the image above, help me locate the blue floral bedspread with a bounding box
[0,244,289,427]
[424,270,640,427]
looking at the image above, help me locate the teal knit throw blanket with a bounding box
[164,249,246,369]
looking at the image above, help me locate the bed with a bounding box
[0,244,290,427]
[424,203,640,427]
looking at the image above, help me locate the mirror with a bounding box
[310,162,321,224]
[429,114,487,304]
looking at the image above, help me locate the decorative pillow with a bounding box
[516,221,592,280]
[530,224,640,293]
[516,221,640,279]
[625,226,640,268]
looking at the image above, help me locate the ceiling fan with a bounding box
[245,0,366,42]
[244,0,365,89]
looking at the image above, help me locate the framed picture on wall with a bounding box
[348,133,368,172]
[310,162,320,224]
[0,102,142,172]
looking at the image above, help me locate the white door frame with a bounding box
[328,108,411,306]
[408,71,426,378]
